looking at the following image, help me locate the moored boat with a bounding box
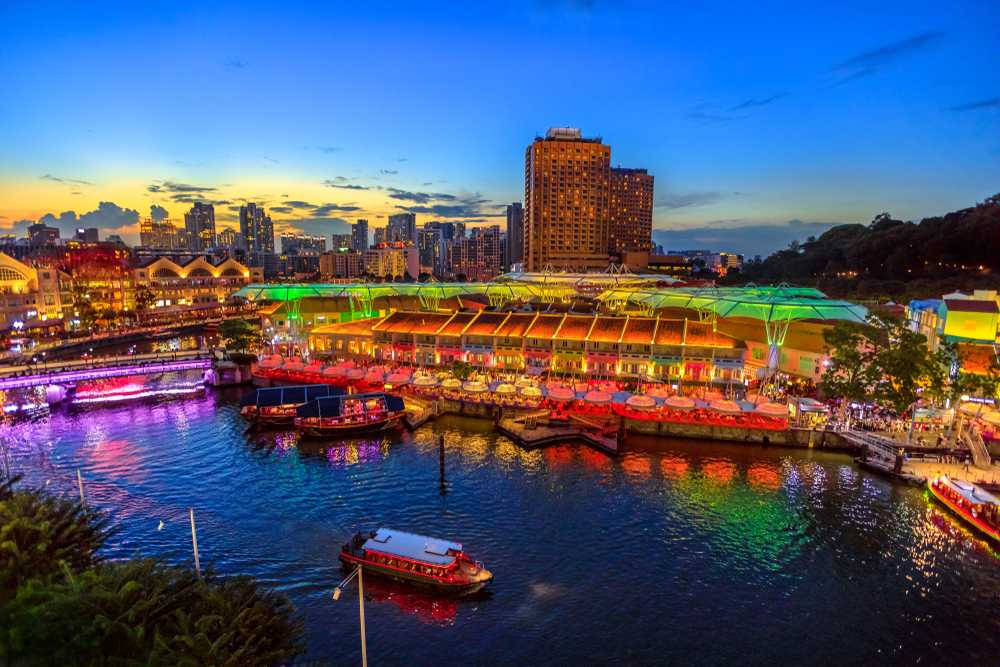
[240,384,344,425]
[340,528,493,595]
[927,475,1000,543]
[294,392,405,436]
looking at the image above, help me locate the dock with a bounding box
[496,416,619,455]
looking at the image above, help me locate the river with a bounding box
[4,389,1000,665]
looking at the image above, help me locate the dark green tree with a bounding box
[220,318,257,354]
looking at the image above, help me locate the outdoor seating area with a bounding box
[252,354,790,431]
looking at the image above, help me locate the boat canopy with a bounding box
[942,477,1000,506]
[296,392,404,418]
[240,384,343,407]
[362,528,462,566]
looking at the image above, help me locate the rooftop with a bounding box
[362,528,462,566]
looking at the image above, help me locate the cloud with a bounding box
[276,217,352,237]
[685,110,746,123]
[386,188,457,204]
[148,180,217,194]
[379,169,399,175]
[652,220,840,257]
[831,31,944,85]
[147,180,229,205]
[31,201,141,236]
[950,97,1000,112]
[656,191,729,209]
[225,59,247,69]
[313,203,361,215]
[270,200,361,217]
[322,177,369,190]
[150,204,169,221]
[728,92,787,112]
[40,173,93,186]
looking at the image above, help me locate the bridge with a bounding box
[0,350,215,391]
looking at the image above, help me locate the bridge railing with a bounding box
[0,349,214,379]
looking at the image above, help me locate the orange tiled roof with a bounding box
[556,315,596,341]
[495,312,537,337]
[311,315,386,336]
[525,314,564,339]
[654,319,685,345]
[373,311,452,334]
[437,311,477,336]
[620,317,657,345]
[685,321,738,348]
[464,312,510,336]
[587,316,627,343]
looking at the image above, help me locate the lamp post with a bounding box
[332,565,368,667]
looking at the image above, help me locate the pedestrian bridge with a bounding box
[0,350,214,391]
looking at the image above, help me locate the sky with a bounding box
[1,0,999,255]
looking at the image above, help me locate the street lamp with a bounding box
[332,565,367,667]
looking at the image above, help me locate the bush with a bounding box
[0,479,111,604]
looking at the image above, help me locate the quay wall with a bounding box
[625,419,854,450]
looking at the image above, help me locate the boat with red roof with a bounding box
[340,528,493,595]
[927,475,1000,543]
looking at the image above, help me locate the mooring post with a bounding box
[189,508,202,578]
[77,469,86,506]
[439,435,446,494]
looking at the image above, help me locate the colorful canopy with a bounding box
[323,366,347,377]
[385,372,410,384]
[346,368,366,380]
[626,394,657,409]
[441,377,462,389]
[709,399,743,414]
[413,375,438,387]
[584,390,612,404]
[755,402,789,417]
[494,383,517,395]
[520,385,543,398]
[462,381,488,393]
[547,386,576,401]
[665,396,696,410]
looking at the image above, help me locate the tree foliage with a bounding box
[737,195,1000,299]
[220,319,258,353]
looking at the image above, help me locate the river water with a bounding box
[5,389,1000,665]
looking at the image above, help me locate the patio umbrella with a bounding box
[647,385,671,399]
[282,360,306,371]
[494,383,517,395]
[463,381,488,393]
[520,385,542,398]
[514,376,534,387]
[323,366,347,377]
[755,402,789,417]
[413,375,439,387]
[709,399,743,414]
[547,386,576,401]
[441,377,462,389]
[386,372,410,385]
[665,396,696,410]
[346,368,366,380]
[626,394,657,410]
[545,381,566,391]
[584,390,612,404]
[574,382,590,393]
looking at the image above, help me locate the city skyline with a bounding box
[2,1,999,255]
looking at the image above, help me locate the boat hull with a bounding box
[296,413,405,438]
[928,480,1000,543]
[339,551,490,595]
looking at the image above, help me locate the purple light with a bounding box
[0,359,212,390]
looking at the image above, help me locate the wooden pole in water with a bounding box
[357,565,368,667]
[439,434,446,494]
[189,508,202,578]
[77,469,85,506]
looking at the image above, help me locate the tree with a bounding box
[451,359,473,380]
[134,286,156,322]
[820,320,875,409]
[220,319,257,354]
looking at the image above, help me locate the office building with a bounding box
[27,223,60,247]
[140,217,182,249]
[74,228,100,243]
[450,225,502,281]
[524,128,611,271]
[386,213,417,243]
[417,226,446,277]
[217,227,243,250]
[505,202,523,269]
[184,202,216,251]
[331,234,353,251]
[280,234,327,255]
[239,203,274,256]
[320,248,365,279]
[608,167,654,255]
[351,219,369,252]
[364,242,419,280]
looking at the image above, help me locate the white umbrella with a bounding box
[584,390,612,404]
[547,386,576,401]
[755,402,789,417]
[665,396,696,410]
[413,375,439,387]
[626,394,657,410]
[520,385,542,398]
[386,372,410,385]
[346,368,365,380]
[323,366,347,377]
[441,378,462,389]
[709,399,743,414]
[494,383,517,395]
[463,381,488,393]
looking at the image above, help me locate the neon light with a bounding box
[0,359,212,390]
[72,384,205,405]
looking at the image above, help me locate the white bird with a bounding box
[157,520,165,531]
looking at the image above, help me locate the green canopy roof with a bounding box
[231,282,576,307]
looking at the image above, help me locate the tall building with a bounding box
[351,219,369,252]
[331,233,353,251]
[239,203,273,255]
[184,202,216,251]
[217,227,243,250]
[27,223,60,247]
[373,227,387,245]
[280,234,327,255]
[450,225,502,281]
[386,213,417,243]
[364,242,419,280]
[140,218,182,249]
[74,228,100,243]
[417,226,446,277]
[505,202,524,270]
[524,128,611,271]
[608,168,654,255]
[320,248,365,279]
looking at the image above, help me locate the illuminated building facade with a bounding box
[364,242,419,279]
[351,219,369,252]
[449,226,502,281]
[132,256,250,309]
[524,128,611,271]
[239,203,274,257]
[319,249,365,279]
[0,252,74,329]
[140,218,183,250]
[608,167,654,255]
[505,202,524,269]
[184,202,216,251]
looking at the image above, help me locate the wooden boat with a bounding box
[927,475,1000,543]
[340,528,493,595]
[239,384,343,425]
[294,392,406,436]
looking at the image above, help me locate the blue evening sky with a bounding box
[1,0,998,254]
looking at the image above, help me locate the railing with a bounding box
[842,430,901,462]
[960,428,992,470]
[0,350,215,390]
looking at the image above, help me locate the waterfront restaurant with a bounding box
[309,310,747,383]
